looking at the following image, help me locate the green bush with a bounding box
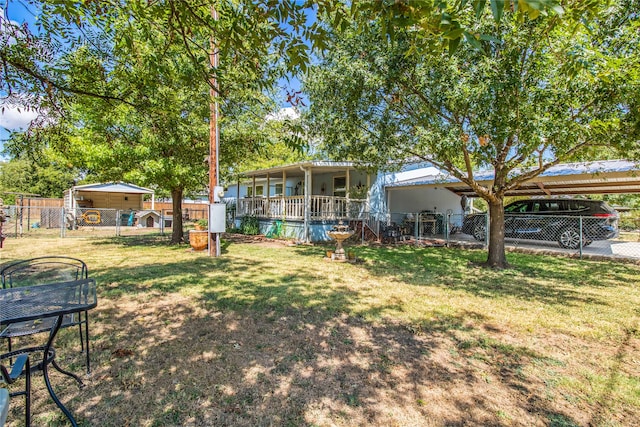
[240,216,260,235]
[619,211,640,231]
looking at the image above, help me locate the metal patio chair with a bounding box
[1,353,31,426]
[0,256,92,374]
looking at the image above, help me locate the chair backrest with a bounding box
[0,256,88,289]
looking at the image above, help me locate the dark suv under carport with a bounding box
[462,199,619,249]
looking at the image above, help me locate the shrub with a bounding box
[240,216,260,235]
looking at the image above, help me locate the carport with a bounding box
[387,160,640,197]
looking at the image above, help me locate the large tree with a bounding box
[5,4,291,243]
[305,1,640,268]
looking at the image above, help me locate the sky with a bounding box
[1,1,309,147]
[0,2,39,143]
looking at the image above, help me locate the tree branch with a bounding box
[1,52,138,107]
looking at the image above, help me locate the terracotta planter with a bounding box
[189,230,208,251]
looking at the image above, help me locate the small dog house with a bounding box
[135,210,161,228]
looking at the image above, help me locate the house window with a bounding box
[274,183,283,196]
[248,185,264,197]
[333,176,346,197]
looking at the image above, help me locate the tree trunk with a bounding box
[171,188,184,244]
[485,199,509,269]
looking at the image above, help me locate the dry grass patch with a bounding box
[0,235,638,426]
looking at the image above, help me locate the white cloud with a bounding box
[265,107,300,122]
[0,104,38,130]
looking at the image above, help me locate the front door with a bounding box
[146,216,154,227]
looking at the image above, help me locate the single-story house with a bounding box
[228,161,375,242]
[228,159,640,243]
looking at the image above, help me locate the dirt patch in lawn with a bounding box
[221,233,296,248]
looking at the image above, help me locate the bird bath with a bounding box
[326,221,355,262]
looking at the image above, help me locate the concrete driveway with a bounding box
[451,233,640,261]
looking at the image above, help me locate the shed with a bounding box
[65,182,155,211]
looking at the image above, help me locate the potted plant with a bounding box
[189,219,209,251]
[194,219,208,231]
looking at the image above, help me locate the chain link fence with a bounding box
[381,210,640,261]
[0,206,177,240]
[2,204,638,261]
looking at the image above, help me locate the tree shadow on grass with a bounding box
[9,294,583,427]
[5,238,629,425]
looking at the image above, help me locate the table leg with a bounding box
[43,316,78,427]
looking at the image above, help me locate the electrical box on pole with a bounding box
[209,204,226,234]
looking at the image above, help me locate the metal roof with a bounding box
[72,182,154,194]
[386,160,640,197]
[241,161,361,178]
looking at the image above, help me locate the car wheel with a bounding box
[558,227,583,249]
[472,223,486,241]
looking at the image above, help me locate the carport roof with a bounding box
[386,160,640,197]
[72,182,154,194]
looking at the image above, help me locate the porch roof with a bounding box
[386,160,640,197]
[241,161,360,179]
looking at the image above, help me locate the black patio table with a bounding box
[0,278,97,426]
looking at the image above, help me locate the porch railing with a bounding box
[236,196,368,221]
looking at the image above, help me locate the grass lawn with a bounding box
[1,235,639,426]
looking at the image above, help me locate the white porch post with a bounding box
[151,192,155,210]
[304,167,311,243]
[266,173,271,217]
[252,176,256,214]
[346,168,350,219]
[282,170,287,217]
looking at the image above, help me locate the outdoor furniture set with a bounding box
[0,256,97,426]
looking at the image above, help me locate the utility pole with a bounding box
[208,5,220,257]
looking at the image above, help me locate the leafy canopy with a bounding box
[305,0,640,267]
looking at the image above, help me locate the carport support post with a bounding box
[579,216,583,259]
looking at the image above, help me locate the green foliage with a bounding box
[240,215,260,235]
[0,154,77,202]
[305,1,640,267]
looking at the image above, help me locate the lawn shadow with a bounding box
[4,238,628,426]
[13,294,583,427]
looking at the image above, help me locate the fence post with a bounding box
[445,213,450,245]
[116,209,121,237]
[160,209,164,235]
[485,212,490,248]
[60,207,66,238]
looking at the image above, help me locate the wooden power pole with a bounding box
[208,5,220,257]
